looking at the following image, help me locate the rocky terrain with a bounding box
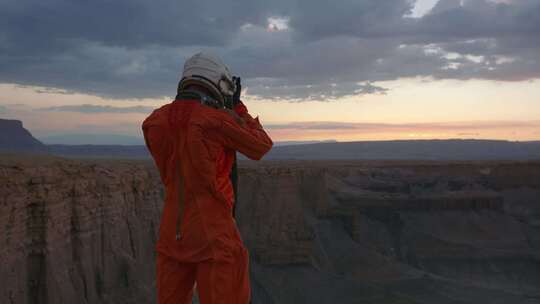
[239,160,540,303]
[1,155,539,303]
[0,154,162,304]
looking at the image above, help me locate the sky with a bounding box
[0,0,539,144]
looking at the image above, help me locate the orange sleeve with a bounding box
[142,112,174,185]
[217,102,273,160]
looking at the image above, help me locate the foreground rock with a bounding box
[0,154,162,304]
[1,155,539,303]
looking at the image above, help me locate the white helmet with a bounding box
[178,52,236,104]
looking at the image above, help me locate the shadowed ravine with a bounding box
[1,155,539,303]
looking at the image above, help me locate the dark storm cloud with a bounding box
[0,0,539,100]
[0,0,271,51]
[0,0,274,98]
[285,0,414,40]
[38,104,154,114]
[417,0,540,40]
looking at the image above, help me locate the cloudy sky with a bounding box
[1,0,539,143]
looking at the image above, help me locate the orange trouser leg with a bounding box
[195,246,251,304]
[157,252,196,304]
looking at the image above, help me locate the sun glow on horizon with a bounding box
[1,77,539,143]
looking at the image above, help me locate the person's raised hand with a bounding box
[232,77,241,106]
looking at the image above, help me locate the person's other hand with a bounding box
[232,77,241,106]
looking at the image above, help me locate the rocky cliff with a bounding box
[0,155,162,304]
[0,119,47,153]
[1,156,539,303]
[238,160,540,303]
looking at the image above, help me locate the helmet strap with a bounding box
[175,89,224,109]
[183,75,224,99]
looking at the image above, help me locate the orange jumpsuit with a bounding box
[142,98,273,304]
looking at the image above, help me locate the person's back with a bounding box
[142,52,273,304]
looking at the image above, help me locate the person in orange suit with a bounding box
[142,52,273,304]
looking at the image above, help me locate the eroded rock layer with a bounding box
[238,161,540,303]
[1,155,162,304]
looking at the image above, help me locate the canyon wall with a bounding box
[1,155,539,303]
[238,161,540,303]
[0,155,162,304]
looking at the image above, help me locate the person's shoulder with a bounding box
[153,102,173,115]
[142,102,173,127]
[191,104,232,128]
